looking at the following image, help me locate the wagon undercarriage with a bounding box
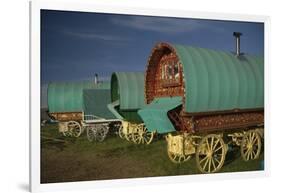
[56,114,121,142]
[118,122,155,144]
[166,107,264,173]
[166,127,264,173]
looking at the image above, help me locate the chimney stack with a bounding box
[233,32,242,56]
[94,73,98,84]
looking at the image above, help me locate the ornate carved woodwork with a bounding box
[49,112,82,122]
[145,43,184,104]
[177,110,264,133]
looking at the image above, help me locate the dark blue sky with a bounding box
[41,10,264,85]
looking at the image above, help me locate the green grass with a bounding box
[41,123,264,183]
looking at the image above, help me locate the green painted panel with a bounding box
[109,103,142,123]
[107,100,124,119]
[138,97,182,134]
[118,110,143,123]
[83,89,115,119]
[47,81,110,113]
[110,72,145,110]
[173,44,264,113]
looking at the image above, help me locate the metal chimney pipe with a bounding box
[94,73,98,84]
[233,32,242,56]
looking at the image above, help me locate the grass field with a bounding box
[41,123,264,184]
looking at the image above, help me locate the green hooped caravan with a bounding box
[136,41,264,173]
[47,79,118,139]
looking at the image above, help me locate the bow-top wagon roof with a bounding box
[147,42,264,113]
[48,80,110,113]
[110,72,145,110]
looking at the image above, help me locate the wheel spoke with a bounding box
[206,138,210,151]
[248,132,252,143]
[208,157,212,172]
[203,157,210,170]
[252,136,258,145]
[244,147,250,155]
[251,132,256,143]
[143,136,148,143]
[251,151,255,159]
[250,151,254,160]
[214,145,223,153]
[252,149,257,158]
[213,139,220,151]
[210,136,214,151]
[200,155,208,164]
[211,158,217,171]
[214,157,220,164]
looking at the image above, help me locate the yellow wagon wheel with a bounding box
[167,135,192,163]
[62,130,72,137]
[241,130,261,161]
[196,134,226,173]
[67,121,82,137]
[125,132,134,142]
[118,124,126,139]
[167,151,192,163]
[132,125,154,145]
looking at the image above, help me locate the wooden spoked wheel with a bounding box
[86,127,95,142]
[118,123,135,142]
[132,125,154,145]
[87,125,108,142]
[241,130,261,161]
[67,121,82,137]
[167,151,192,163]
[118,125,126,139]
[62,130,72,137]
[196,134,226,173]
[95,125,108,142]
[124,132,134,142]
[167,135,192,163]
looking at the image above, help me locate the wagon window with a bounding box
[168,64,173,79]
[161,64,165,79]
[174,63,179,80]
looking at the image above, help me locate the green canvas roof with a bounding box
[47,81,110,113]
[83,89,115,119]
[111,72,145,110]
[138,97,182,134]
[172,44,264,113]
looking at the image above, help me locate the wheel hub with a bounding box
[207,151,213,158]
[247,143,253,149]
